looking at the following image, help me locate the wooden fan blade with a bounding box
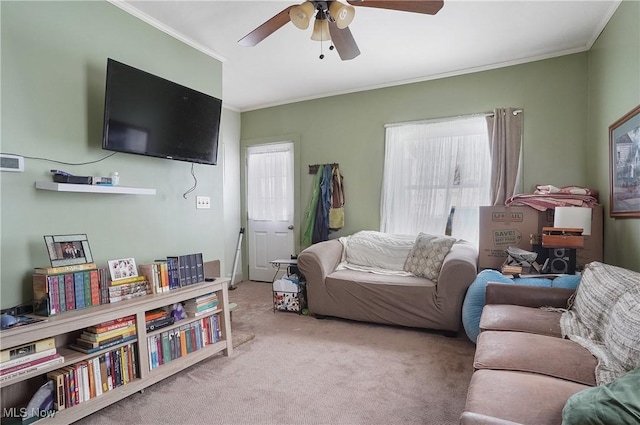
[347,0,444,15]
[328,21,360,60]
[238,6,295,46]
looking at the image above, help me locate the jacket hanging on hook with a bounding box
[329,166,345,231]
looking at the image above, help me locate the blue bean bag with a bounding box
[461,270,580,343]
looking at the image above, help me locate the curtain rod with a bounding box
[385,109,523,128]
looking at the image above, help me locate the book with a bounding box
[186,306,219,318]
[0,347,57,370]
[68,335,137,355]
[46,370,66,411]
[0,353,63,376]
[64,273,75,311]
[146,316,174,332]
[57,274,66,313]
[80,325,137,342]
[195,253,204,283]
[34,262,97,275]
[75,333,132,349]
[165,256,180,290]
[0,337,56,362]
[83,270,92,308]
[0,355,64,381]
[90,269,100,306]
[86,315,136,334]
[109,275,147,286]
[74,272,85,309]
[145,308,167,321]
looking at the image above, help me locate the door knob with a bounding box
[288,225,294,230]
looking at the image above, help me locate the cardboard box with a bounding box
[479,205,603,270]
[479,206,546,270]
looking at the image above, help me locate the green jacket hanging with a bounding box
[302,165,324,246]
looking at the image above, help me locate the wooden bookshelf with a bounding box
[0,279,232,424]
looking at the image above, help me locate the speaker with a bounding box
[548,248,576,274]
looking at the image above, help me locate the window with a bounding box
[381,115,491,247]
[247,142,294,221]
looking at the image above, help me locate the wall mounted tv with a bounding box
[102,58,222,165]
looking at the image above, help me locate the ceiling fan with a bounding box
[238,0,444,60]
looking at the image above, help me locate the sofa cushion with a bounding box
[479,304,563,337]
[464,369,590,425]
[339,231,415,273]
[474,331,597,386]
[403,233,456,280]
[562,367,640,425]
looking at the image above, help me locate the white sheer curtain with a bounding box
[247,142,294,221]
[381,116,491,246]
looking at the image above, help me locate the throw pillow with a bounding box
[562,367,640,425]
[403,233,456,280]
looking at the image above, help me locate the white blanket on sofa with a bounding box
[337,231,415,276]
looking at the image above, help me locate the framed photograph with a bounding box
[610,104,640,218]
[108,257,138,281]
[44,234,93,267]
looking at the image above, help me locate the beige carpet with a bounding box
[76,281,476,425]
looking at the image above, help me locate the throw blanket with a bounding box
[337,231,415,276]
[505,193,599,211]
[560,262,640,385]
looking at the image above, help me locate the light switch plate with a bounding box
[196,196,211,209]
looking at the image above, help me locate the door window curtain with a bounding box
[487,108,523,205]
[381,116,491,246]
[247,143,294,221]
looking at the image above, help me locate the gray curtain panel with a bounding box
[486,108,523,205]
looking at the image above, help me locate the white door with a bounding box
[246,142,295,282]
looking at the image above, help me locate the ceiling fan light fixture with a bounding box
[311,17,331,41]
[328,1,355,29]
[289,1,316,30]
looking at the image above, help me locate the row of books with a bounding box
[0,337,64,382]
[33,264,152,316]
[46,343,138,411]
[148,314,221,370]
[139,253,206,294]
[68,315,138,355]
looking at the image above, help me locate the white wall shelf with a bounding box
[35,181,156,195]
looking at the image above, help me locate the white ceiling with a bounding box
[116,0,620,112]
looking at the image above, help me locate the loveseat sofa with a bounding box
[461,262,640,424]
[297,231,478,332]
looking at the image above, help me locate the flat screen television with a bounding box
[102,58,222,165]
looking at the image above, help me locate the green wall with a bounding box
[587,0,640,271]
[241,53,590,244]
[1,1,225,308]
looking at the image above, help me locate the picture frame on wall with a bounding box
[44,234,93,267]
[609,104,640,218]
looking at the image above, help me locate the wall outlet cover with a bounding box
[0,154,24,172]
